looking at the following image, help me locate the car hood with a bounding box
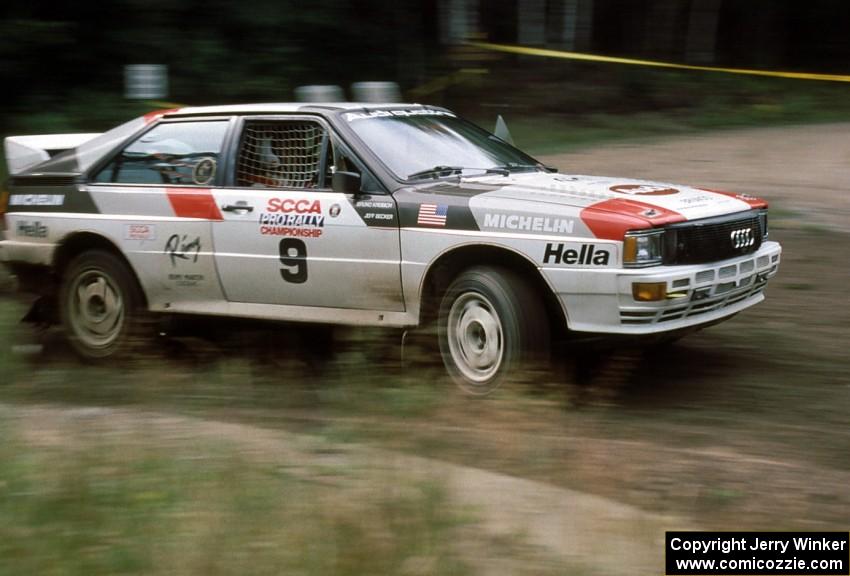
[409,172,768,240]
[460,172,765,220]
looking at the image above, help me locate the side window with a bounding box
[236,121,327,189]
[94,121,228,185]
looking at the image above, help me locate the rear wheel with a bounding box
[438,266,549,394]
[59,250,147,360]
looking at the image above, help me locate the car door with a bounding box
[211,116,404,311]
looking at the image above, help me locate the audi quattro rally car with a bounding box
[1,103,781,392]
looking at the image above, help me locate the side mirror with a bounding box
[332,171,361,194]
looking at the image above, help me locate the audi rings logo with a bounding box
[730,228,755,249]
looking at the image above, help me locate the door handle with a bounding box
[221,203,254,212]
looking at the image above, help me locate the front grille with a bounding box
[664,211,763,265]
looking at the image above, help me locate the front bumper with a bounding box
[0,239,56,266]
[543,240,781,335]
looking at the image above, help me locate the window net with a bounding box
[236,122,325,188]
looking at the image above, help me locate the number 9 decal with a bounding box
[279,239,308,284]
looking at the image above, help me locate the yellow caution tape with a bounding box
[469,41,850,83]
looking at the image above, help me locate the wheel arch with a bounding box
[418,243,569,339]
[53,232,149,307]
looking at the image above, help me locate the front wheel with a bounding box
[438,266,549,394]
[59,250,147,360]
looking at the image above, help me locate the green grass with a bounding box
[0,417,473,576]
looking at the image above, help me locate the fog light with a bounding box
[632,282,667,301]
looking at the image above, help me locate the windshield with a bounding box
[342,110,543,181]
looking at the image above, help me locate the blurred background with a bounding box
[3,0,850,141]
[1,1,849,575]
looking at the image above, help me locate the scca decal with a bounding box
[266,198,322,214]
[543,243,610,266]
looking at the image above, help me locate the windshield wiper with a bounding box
[491,163,543,173]
[406,165,464,180]
[406,165,510,180]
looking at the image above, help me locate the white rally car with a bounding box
[1,103,780,392]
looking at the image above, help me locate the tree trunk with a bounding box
[643,0,683,59]
[685,0,723,64]
[517,0,547,46]
[439,0,479,45]
[549,0,594,51]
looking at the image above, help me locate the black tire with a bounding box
[59,250,148,361]
[437,266,550,394]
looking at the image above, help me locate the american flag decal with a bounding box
[417,203,448,226]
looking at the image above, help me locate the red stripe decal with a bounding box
[698,188,768,209]
[166,188,223,220]
[580,199,686,240]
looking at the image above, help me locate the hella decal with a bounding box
[543,243,611,266]
[483,213,574,234]
[16,220,48,238]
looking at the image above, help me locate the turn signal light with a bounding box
[632,282,667,301]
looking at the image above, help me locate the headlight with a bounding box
[759,209,768,239]
[623,229,664,267]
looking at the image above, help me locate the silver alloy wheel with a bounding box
[446,291,504,385]
[67,268,125,350]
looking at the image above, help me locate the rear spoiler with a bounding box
[3,133,101,175]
